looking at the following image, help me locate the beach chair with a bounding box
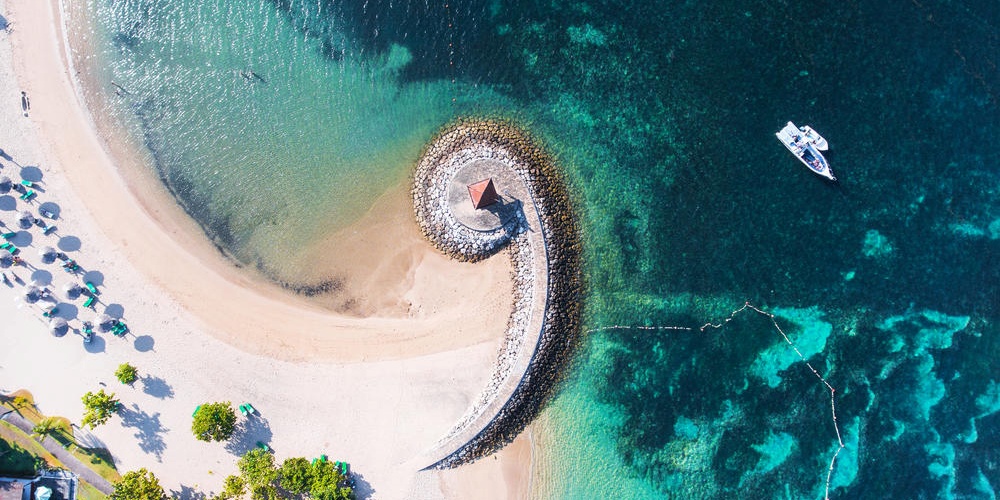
[82,321,93,334]
[239,404,248,416]
[0,242,13,251]
[19,189,34,201]
[19,180,32,187]
[256,441,272,452]
[83,296,95,308]
[1,232,15,240]
[193,405,201,417]
[85,281,98,294]
[42,306,58,318]
[42,224,56,235]
[244,403,256,415]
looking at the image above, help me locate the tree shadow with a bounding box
[224,415,273,456]
[352,473,375,500]
[119,403,168,461]
[140,375,174,399]
[169,485,207,500]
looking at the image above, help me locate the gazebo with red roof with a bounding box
[467,178,500,209]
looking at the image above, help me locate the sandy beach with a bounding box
[0,0,534,496]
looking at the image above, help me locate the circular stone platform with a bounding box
[447,158,528,232]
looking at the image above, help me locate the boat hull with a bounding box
[775,121,836,181]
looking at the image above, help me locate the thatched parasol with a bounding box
[0,249,12,268]
[63,282,81,300]
[94,313,114,331]
[49,317,68,336]
[23,285,40,303]
[17,210,34,229]
[38,246,57,264]
[0,175,11,194]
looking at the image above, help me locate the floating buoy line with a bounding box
[588,301,846,500]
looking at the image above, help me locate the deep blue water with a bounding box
[77,0,999,497]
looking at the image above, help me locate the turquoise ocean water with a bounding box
[73,0,998,497]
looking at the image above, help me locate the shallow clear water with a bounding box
[77,0,999,497]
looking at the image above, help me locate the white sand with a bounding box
[0,0,535,497]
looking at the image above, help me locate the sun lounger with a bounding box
[83,296,95,308]
[82,322,93,334]
[193,405,201,417]
[19,189,34,201]
[85,282,97,294]
[1,232,14,240]
[239,404,248,416]
[19,180,32,187]
[42,225,56,235]
[244,403,256,414]
[256,441,272,452]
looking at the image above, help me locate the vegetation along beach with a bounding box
[0,0,997,498]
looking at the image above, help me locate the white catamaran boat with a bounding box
[775,121,836,181]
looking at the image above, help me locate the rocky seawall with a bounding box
[411,118,583,468]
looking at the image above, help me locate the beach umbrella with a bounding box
[94,313,114,331]
[0,175,10,194]
[23,285,40,303]
[17,210,33,229]
[0,249,11,268]
[63,282,81,300]
[38,246,57,264]
[48,317,68,336]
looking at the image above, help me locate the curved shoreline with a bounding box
[412,119,584,468]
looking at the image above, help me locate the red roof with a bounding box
[467,178,500,209]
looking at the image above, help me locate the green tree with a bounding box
[191,402,237,442]
[238,448,278,499]
[211,474,245,500]
[278,457,313,495]
[310,460,352,500]
[32,417,61,438]
[81,389,119,429]
[110,468,166,500]
[115,363,139,385]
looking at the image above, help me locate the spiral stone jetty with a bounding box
[412,119,583,468]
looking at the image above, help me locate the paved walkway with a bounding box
[0,409,114,494]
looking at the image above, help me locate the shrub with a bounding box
[115,363,139,385]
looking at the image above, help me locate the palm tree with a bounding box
[32,416,60,439]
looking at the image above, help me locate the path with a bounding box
[0,409,114,494]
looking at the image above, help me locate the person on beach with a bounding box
[20,91,29,117]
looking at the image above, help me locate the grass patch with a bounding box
[76,480,108,500]
[1,389,121,484]
[0,421,60,473]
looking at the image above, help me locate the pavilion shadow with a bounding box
[133,335,155,352]
[82,334,105,353]
[57,235,80,252]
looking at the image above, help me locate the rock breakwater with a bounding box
[412,118,583,468]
